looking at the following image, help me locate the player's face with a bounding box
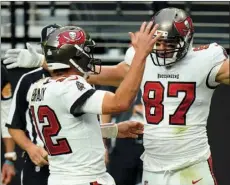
[155,40,177,58]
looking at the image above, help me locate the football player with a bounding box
[4,24,146,185]
[4,8,229,185]
[88,8,229,185]
[26,23,160,185]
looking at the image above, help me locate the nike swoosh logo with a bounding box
[192,178,203,184]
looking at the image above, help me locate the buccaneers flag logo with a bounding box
[174,16,194,37]
[56,30,86,48]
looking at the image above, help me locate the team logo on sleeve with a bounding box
[76,81,85,91]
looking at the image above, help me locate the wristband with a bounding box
[100,123,118,138]
[4,159,14,166]
[4,152,17,161]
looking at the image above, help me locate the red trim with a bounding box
[207,156,218,185]
[90,182,101,185]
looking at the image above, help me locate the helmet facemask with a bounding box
[68,44,101,76]
[81,38,102,75]
[151,31,192,66]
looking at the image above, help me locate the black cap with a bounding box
[41,24,61,44]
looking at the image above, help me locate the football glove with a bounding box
[3,43,44,69]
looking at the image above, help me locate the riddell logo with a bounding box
[192,178,203,184]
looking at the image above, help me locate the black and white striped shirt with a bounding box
[6,67,50,144]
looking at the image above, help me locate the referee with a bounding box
[5,24,60,185]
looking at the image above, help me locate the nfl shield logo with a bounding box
[46,27,56,36]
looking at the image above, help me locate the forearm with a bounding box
[114,53,146,110]
[87,64,127,87]
[8,128,34,151]
[215,59,230,85]
[3,138,15,153]
[100,114,112,124]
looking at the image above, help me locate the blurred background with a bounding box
[1,1,230,185]
[1,1,229,63]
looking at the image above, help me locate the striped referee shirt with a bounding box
[6,67,50,145]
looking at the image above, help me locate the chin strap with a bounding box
[69,58,86,73]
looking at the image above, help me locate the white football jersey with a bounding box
[124,43,228,172]
[27,75,108,183]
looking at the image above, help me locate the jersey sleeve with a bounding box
[81,90,106,114]
[124,46,135,66]
[206,43,228,88]
[6,74,31,130]
[61,76,106,116]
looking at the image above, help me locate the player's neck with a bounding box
[50,68,83,78]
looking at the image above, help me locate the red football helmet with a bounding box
[43,26,101,74]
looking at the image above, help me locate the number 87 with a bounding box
[143,81,196,125]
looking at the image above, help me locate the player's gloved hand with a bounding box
[3,43,44,69]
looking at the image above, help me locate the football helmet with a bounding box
[43,26,101,74]
[151,7,194,66]
[40,24,61,51]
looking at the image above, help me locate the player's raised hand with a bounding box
[117,121,144,138]
[129,21,162,57]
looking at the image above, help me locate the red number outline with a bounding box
[143,81,196,125]
[143,81,164,125]
[30,105,72,156]
[167,82,196,125]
